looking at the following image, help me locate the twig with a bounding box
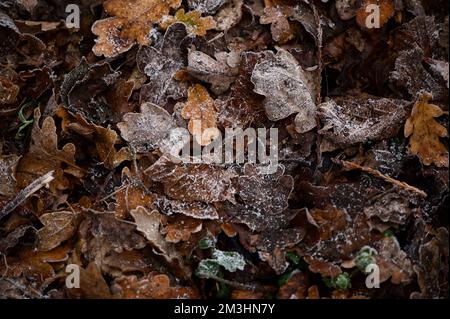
[333,159,427,198]
[0,171,55,220]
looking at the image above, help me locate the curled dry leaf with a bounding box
[404,92,448,167]
[161,9,216,36]
[251,49,317,133]
[178,84,221,146]
[92,0,182,57]
[112,272,199,299]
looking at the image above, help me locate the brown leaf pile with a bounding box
[0,0,448,300]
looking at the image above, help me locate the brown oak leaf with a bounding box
[178,84,220,146]
[92,0,182,57]
[404,92,448,167]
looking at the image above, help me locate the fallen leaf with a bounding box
[37,211,78,251]
[178,84,220,146]
[251,49,317,133]
[404,92,448,167]
[137,23,189,106]
[16,109,84,191]
[145,156,237,203]
[161,9,216,36]
[92,0,182,57]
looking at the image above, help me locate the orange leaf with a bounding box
[179,84,220,146]
[404,92,448,167]
[161,9,216,36]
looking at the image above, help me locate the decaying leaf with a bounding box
[178,84,220,146]
[92,0,182,57]
[251,49,317,133]
[404,92,448,167]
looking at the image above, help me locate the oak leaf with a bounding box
[92,0,182,57]
[161,9,216,36]
[178,84,220,146]
[404,93,448,167]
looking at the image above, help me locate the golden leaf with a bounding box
[161,9,216,36]
[404,92,448,167]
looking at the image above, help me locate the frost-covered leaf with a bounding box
[214,0,243,31]
[251,49,317,133]
[92,0,182,57]
[318,94,410,150]
[188,0,228,14]
[118,103,177,153]
[371,236,414,285]
[137,23,189,106]
[161,9,216,36]
[196,248,245,278]
[223,164,294,232]
[187,49,238,94]
[145,156,237,203]
[0,153,20,196]
[404,92,448,167]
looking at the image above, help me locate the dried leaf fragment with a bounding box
[404,92,448,167]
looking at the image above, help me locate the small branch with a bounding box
[333,159,427,198]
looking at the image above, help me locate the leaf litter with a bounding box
[0,0,448,300]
